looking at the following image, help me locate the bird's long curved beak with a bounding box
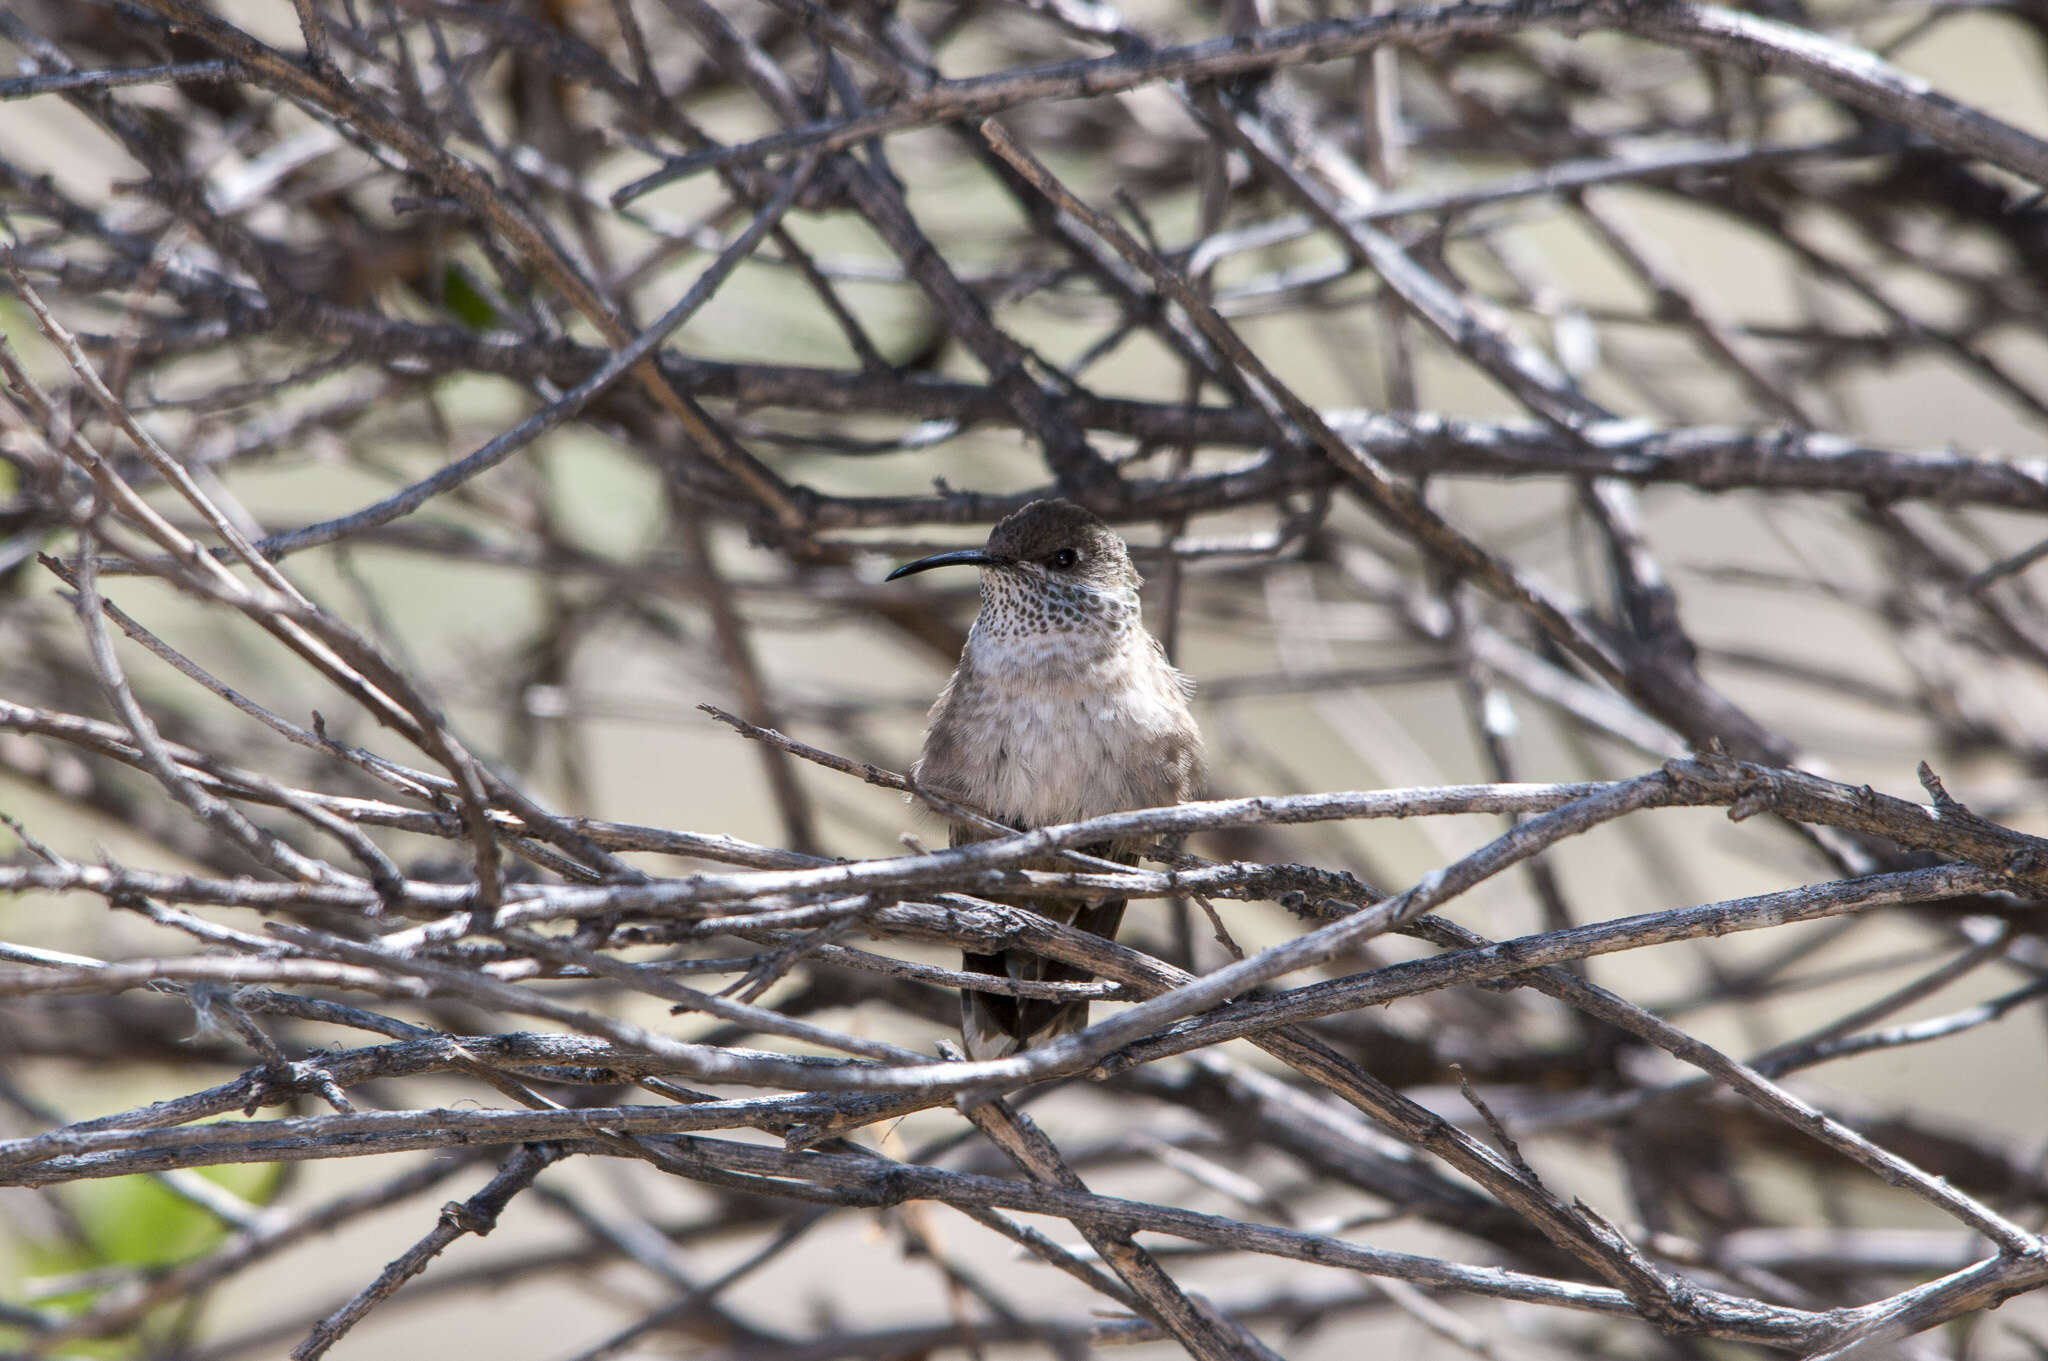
[886,549,1004,581]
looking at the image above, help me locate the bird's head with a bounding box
[885,499,1141,599]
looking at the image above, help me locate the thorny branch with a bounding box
[6,0,2048,1357]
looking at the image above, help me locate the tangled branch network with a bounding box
[5,0,2048,1356]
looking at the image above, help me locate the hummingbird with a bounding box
[887,499,1204,1059]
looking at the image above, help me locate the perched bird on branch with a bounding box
[888,500,1204,1058]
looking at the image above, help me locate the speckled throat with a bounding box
[971,564,1137,653]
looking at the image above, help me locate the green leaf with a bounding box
[442,264,499,331]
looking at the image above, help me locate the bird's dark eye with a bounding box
[1047,548,1080,570]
